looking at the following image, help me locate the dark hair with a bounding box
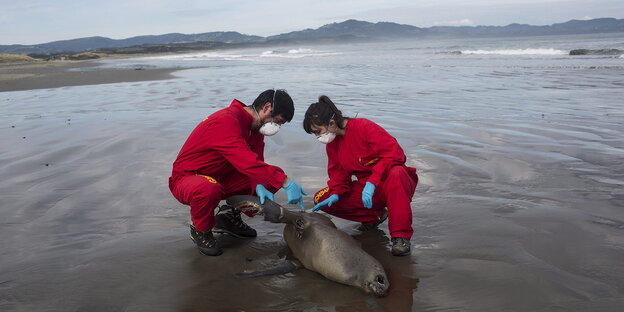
[252,89,294,122]
[303,95,349,134]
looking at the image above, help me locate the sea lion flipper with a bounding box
[226,195,263,214]
[234,260,298,278]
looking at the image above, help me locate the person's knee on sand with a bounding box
[186,178,223,231]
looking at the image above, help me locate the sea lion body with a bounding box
[226,195,389,297]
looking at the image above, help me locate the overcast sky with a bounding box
[1,0,623,45]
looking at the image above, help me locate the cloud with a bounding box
[578,16,593,20]
[2,0,624,45]
[433,18,474,26]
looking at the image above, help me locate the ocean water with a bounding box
[1,33,624,311]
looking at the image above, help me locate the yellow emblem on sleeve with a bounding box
[314,187,330,204]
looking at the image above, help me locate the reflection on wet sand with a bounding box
[181,219,420,311]
[340,229,420,312]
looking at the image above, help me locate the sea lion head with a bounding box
[363,269,389,297]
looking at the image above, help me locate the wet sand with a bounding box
[0,61,422,311]
[0,60,177,92]
[1,55,623,311]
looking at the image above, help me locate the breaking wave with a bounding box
[134,48,342,61]
[260,48,342,58]
[446,48,623,57]
[142,52,246,61]
[460,48,567,55]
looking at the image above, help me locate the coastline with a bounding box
[0,58,179,92]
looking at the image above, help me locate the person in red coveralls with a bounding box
[303,95,418,256]
[169,89,306,256]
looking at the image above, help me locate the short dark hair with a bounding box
[252,89,294,122]
[303,95,349,134]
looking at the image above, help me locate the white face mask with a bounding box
[317,131,336,144]
[259,121,281,136]
[316,114,336,144]
[254,90,282,136]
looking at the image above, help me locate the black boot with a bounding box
[212,205,257,238]
[190,224,222,256]
[391,237,411,256]
[357,208,388,231]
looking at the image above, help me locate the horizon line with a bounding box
[2,16,621,46]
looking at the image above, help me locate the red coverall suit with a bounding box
[169,100,286,231]
[313,118,418,239]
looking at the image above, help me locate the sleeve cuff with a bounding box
[269,171,287,191]
[367,175,380,186]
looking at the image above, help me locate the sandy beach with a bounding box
[0,59,177,92]
[1,37,623,312]
[0,57,423,311]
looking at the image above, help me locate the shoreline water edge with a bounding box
[0,59,180,92]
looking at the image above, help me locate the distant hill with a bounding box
[266,19,425,40]
[269,18,624,40]
[0,31,263,55]
[425,18,624,37]
[1,18,622,55]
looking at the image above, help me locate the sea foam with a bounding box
[141,52,245,61]
[260,48,341,58]
[461,48,567,55]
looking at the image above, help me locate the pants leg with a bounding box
[169,174,224,231]
[312,166,418,239]
[220,170,255,198]
[382,166,418,239]
[169,171,267,231]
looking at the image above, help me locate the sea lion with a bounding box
[225,195,389,297]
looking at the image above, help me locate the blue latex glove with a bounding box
[312,194,339,212]
[284,179,308,211]
[255,184,274,204]
[362,182,376,209]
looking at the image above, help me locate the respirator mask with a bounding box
[317,113,336,144]
[255,90,281,136]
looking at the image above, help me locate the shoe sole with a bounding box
[189,235,223,256]
[392,249,411,256]
[211,227,257,238]
[198,248,223,256]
